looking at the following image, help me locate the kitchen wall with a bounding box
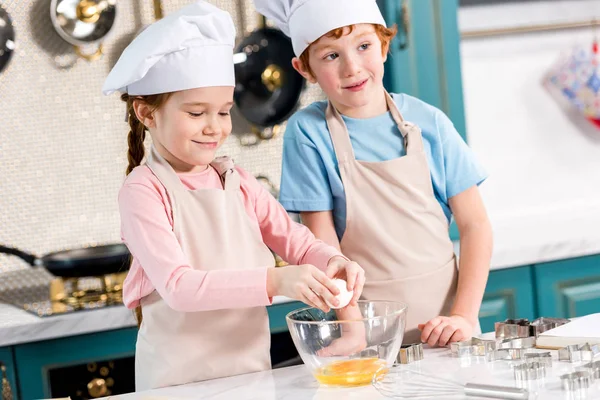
[458,0,600,263]
[0,0,324,273]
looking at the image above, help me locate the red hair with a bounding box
[298,24,398,78]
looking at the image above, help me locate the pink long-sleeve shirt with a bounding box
[119,164,343,312]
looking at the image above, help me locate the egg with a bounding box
[325,279,354,309]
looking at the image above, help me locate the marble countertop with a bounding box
[99,346,598,400]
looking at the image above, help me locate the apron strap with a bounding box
[325,103,355,166]
[325,91,425,161]
[146,147,239,192]
[146,146,188,192]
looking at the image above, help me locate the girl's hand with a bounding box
[418,315,474,347]
[325,256,365,307]
[267,265,340,312]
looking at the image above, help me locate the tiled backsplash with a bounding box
[0,0,324,273]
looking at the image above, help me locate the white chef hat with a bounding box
[102,1,236,96]
[254,0,387,57]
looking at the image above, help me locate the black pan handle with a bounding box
[0,245,39,266]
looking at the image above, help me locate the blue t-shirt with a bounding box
[279,93,488,241]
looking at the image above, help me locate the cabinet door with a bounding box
[0,346,18,400]
[534,255,600,318]
[14,328,137,400]
[268,301,305,334]
[479,266,536,333]
[380,0,467,140]
[380,0,467,242]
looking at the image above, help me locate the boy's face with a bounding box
[293,24,388,116]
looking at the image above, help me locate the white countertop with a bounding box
[2,207,600,348]
[462,202,600,271]
[99,346,599,400]
[0,296,296,347]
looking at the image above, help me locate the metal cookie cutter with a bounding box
[523,352,553,368]
[495,318,531,339]
[397,343,424,364]
[561,371,592,392]
[450,337,501,357]
[530,317,570,337]
[499,337,536,349]
[514,361,546,381]
[558,343,600,363]
[580,360,600,380]
[486,348,531,362]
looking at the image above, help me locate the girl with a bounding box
[255,0,492,346]
[102,1,364,391]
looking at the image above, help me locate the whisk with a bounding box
[373,366,534,399]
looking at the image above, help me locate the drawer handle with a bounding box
[398,0,410,50]
[0,361,13,400]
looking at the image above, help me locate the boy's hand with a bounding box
[418,315,474,347]
[325,256,365,306]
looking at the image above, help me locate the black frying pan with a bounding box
[233,23,304,129]
[0,2,15,74]
[0,244,130,278]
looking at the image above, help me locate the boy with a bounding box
[255,0,493,346]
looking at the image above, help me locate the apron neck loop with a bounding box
[210,157,240,192]
[384,91,424,154]
[146,148,239,192]
[325,91,425,161]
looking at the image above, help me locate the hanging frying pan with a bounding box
[233,0,304,142]
[0,243,130,278]
[0,3,15,74]
[50,0,117,61]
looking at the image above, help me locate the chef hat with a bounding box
[102,1,235,96]
[254,0,387,57]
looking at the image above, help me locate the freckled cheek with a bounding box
[316,68,342,92]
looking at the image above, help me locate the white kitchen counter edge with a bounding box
[0,296,296,348]
[2,205,599,348]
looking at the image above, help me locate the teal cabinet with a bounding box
[381,0,467,140]
[0,346,18,400]
[533,255,600,318]
[379,0,467,241]
[5,306,303,400]
[478,267,537,333]
[268,301,304,334]
[14,328,137,400]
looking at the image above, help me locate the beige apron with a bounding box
[135,147,273,391]
[326,92,459,343]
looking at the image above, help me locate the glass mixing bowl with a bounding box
[286,300,407,387]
